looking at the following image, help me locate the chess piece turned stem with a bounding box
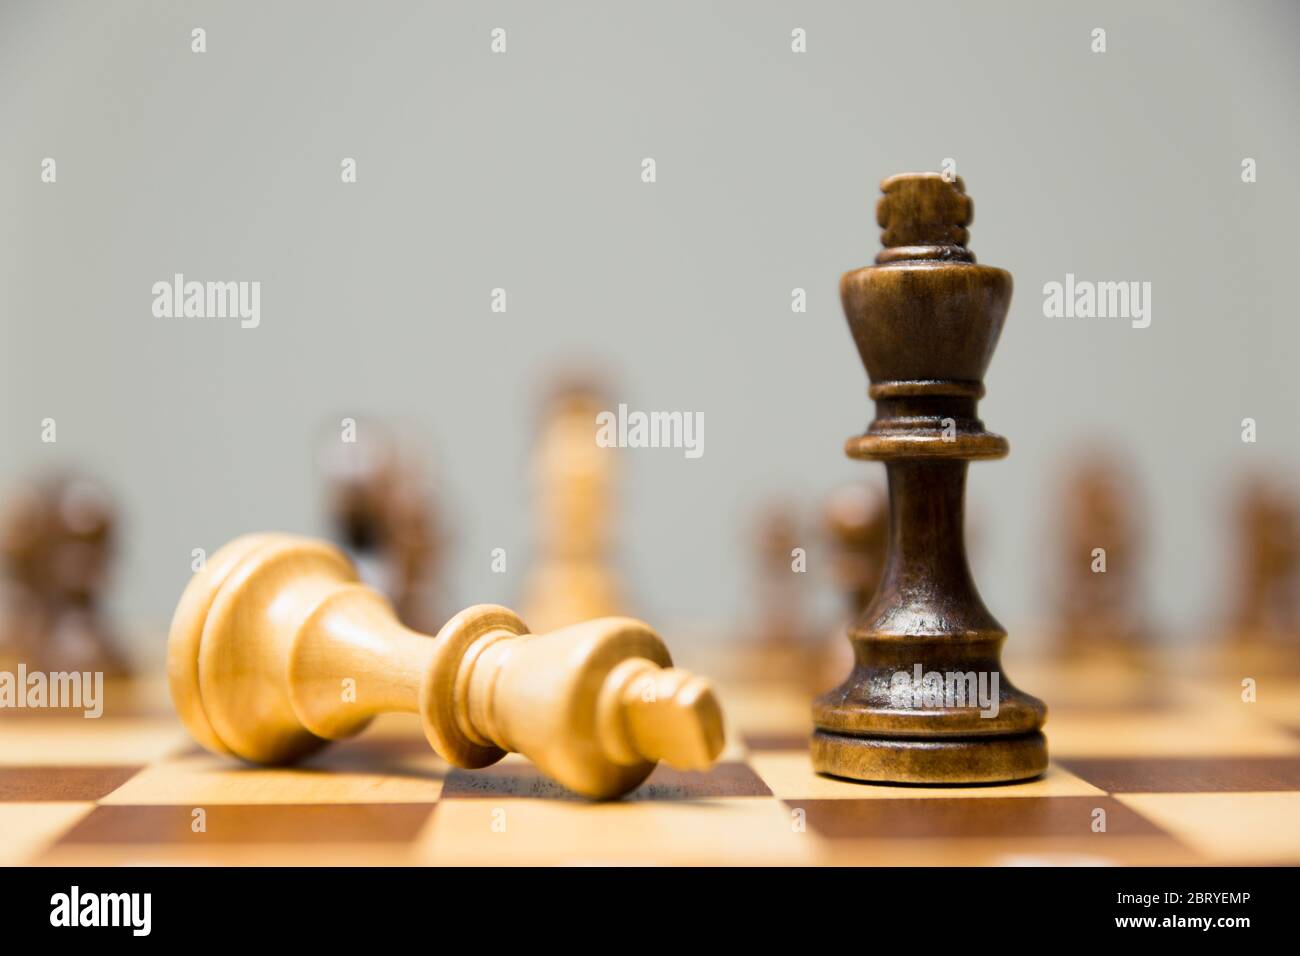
[169,534,724,799]
[812,173,1048,785]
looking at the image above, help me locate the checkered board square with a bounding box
[3,666,1299,866]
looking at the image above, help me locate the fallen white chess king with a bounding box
[166,533,725,799]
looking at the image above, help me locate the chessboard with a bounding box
[5,647,1299,867]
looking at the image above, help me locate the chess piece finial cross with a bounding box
[875,172,973,262]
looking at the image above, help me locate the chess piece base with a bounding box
[811,728,1047,785]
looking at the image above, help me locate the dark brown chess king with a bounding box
[812,173,1048,785]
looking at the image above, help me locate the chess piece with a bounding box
[815,482,889,691]
[0,475,129,675]
[522,382,624,631]
[168,534,723,799]
[1227,473,1299,647]
[739,501,815,682]
[753,502,806,648]
[1052,452,1151,657]
[813,173,1047,784]
[824,482,889,619]
[320,425,445,634]
[0,484,44,669]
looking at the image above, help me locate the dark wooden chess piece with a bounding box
[1228,473,1299,647]
[824,482,889,620]
[813,173,1048,784]
[811,483,889,692]
[1052,451,1151,657]
[754,501,806,648]
[320,427,445,635]
[0,475,130,675]
[0,484,45,669]
[738,501,815,683]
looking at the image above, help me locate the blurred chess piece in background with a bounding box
[0,474,130,675]
[319,423,446,634]
[1051,451,1153,663]
[754,502,805,643]
[816,482,888,691]
[733,504,811,686]
[1225,472,1299,658]
[521,380,625,632]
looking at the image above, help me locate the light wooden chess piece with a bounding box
[168,534,723,799]
[522,383,624,631]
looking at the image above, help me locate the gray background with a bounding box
[3,0,1298,662]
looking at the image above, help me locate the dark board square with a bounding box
[55,803,436,844]
[440,761,771,801]
[1059,757,1300,793]
[791,796,1168,840]
[0,766,142,802]
[634,762,772,800]
[441,764,581,800]
[300,741,447,783]
[744,732,810,752]
[317,734,436,761]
